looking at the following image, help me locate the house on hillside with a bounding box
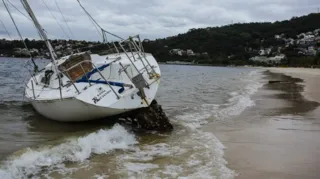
[275,34,285,40]
[202,52,209,56]
[306,46,317,56]
[169,49,184,56]
[285,38,295,45]
[55,44,63,51]
[30,48,39,54]
[259,48,271,56]
[186,49,195,56]
[297,33,306,39]
[306,32,313,36]
[250,54,285,64]
[269,54,286,62]
[275,35,281,39]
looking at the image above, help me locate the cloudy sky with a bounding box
[0,0,319,41]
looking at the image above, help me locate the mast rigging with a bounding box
[76,0,124,41]
[0,19,12,40]
[41,0,70,39]
[54,0,75,39]
[2,0,38,72]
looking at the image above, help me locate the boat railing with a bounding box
[118,35,159,79]
[60,59,128,99]
[72,33,160,82]
[84,35,158,81]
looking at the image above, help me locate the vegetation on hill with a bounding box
[1,13,319,67]
[143,13,320,67]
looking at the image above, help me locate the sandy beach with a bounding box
[204,68,320,179]
[268,68,320,103]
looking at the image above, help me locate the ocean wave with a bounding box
[117,130,235,179]
[216,70,264,119]
[0,124,137,179]
[173,69,264,128]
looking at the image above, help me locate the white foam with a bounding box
[173,69,264,128]
[117,130,236,179]
[162,165,183,177]
[124,162,159,174]
[174,104,219,129]
[215,69,263,120]
[0,124,137,179]
[93,174,108,179]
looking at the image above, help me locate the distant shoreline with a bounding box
[1,57,319,69]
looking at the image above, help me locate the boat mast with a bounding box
[21,0,60,63]
[21,0,62,98]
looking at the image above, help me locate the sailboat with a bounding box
[7,0,161,122]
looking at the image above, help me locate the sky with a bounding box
[0,0,319,41]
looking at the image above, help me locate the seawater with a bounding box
[0,57,264,179]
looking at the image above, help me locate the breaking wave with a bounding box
[175,69,264,127]
[0,124,137,179]
[117,130,236,179]
[216,70,263,119]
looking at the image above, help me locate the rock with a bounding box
[268,80,291,84]
[119,100,173,131]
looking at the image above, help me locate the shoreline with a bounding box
[204,68,320,179]
[267,67,320,103]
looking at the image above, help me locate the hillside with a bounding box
[143,13,320,66]
[1,13,319,67]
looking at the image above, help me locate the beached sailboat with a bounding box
[5,0,161,121]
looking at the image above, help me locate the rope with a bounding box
[0,19,12,40]
[7,0,44,42]
[6,0,31,21]
[3,1,31,57]
[41,0,70,39]
[76,0,101,37]
[77,0,124,40]
[54,0,75,39]
[2,0,38,73]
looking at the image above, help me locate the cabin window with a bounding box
[58,53,93,81]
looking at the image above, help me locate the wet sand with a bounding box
[204,68,320,179]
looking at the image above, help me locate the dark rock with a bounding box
[268,80,291,84]
[119,100,173,131]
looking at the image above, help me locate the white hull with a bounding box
[31,98,131,122]
[25,51,161,122]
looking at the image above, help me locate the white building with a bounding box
[55,44,63,50]
[275,35,281,39]
[30,48,39,54]
[259,48,271,56]
[250,54,285,64]
[186,49,195,56]
[297,33,306,39]
[306,32,313,35]
[268,54,286,62]
[169,49,184,56]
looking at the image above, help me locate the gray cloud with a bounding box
[0,0,319,41]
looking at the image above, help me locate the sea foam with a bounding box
[216,70,263,119]
[117,130,236,179]
[0,124,137,179]
[175,69,264,127]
